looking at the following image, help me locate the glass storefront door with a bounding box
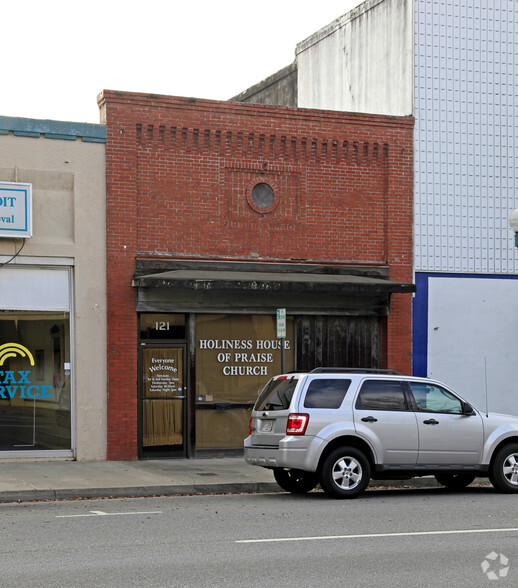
[140,346,186,457]
[0,311,71,451]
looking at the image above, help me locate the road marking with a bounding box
[236,527,518,544]
[56,510,162,518]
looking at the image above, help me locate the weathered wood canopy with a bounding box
[133,260,415,316]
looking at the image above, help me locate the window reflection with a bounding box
[195,314,294,449]
[410,383,463,414]
[304,379,351,409]
[356,380,408,411]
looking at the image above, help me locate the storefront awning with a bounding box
[132,261,415,316]
[133,269,414,294]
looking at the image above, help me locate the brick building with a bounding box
[98,90,414,460]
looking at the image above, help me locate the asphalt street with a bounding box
[1,486,517,587]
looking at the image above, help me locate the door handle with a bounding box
[361,416,378,423]
[423,418,439,425]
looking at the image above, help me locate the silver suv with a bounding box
[244,368,518,498]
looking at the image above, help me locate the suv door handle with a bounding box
[361,416,378,423]
[423,418,439,425]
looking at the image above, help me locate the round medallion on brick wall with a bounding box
[246,179,279,214]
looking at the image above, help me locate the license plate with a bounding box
[261,420,274,432]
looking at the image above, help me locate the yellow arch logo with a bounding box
[0,343,35,366]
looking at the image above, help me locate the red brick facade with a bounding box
[100,90,414,460]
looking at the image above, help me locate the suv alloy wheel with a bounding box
[320,447,371,498]
[489,443,518,493]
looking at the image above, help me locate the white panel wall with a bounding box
[414,0,518,273]
[427,276,518,416]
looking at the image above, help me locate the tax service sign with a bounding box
[0,181,33,238]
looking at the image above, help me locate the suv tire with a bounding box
[273,468,319,494]
[435,473,476,490]
[320,447,370,498]
[489,443,518,493]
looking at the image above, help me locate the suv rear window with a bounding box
[304,378,351,409]
[254,377,298,411]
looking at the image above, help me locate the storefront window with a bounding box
[0,311,71,450]
[195,314,294,449]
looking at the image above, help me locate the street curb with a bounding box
[0,478,492,503]
[0,482,282,503]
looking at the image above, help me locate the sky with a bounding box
[1,1,363,124]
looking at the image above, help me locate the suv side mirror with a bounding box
[462,402,475,416]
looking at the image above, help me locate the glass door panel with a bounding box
[141,347,185,456]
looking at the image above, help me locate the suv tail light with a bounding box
[286,413,309,435]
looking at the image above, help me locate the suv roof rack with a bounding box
[310,368,402,375]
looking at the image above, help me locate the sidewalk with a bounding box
[0,457,490,503]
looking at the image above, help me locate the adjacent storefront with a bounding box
[0,267,72,454]
[0,116,106,460]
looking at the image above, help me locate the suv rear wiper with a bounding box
[264,402,284,410]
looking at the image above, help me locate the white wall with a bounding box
[427,276,518,416]
[296,0,414,116]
